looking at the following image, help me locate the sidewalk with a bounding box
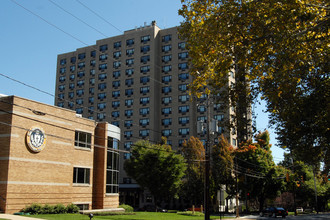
[0,214,44,220]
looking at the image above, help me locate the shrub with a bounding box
[22,203,42,214]
[66,203,79,213]
[119,204,134,212]
[42,204,54,214]
[53,204,67,214]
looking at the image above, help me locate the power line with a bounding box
[75,0,123,34]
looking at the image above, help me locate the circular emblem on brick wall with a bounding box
[26,127,46,152]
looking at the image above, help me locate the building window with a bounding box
[112,121,119,127]
[162,45,172,52]
[98,93,106,100]
[89,97,94,104]
[68,102,74,108]
[125,99,133,107]
[179,117,190,125]
[179,52,189,59]
[140,97,150,105]
[162,86,172,94]
[124,69,133,77]
[100,44,108,52]
[91,50,96,58]
[139,118,149,127]
[77,71,85,78]
[99,63,107,70]
[107,137,119,194]
[89,78,95,86]
[162,34,172,43]
[78,62,85,69]
[162,118,172,126]
[58,93,64,100]
[214,114,224,121]
[70,57,76,64]
[112,90,120,98]
[60,67,66,74]
[98,83,107,90]
[124,142,132,150]
[124,131,133,138]
[162,97,172,104]
[58,102,64,107]
[139,129,149,138]
[113,71,120,78]
[69,83,75,90]
[198,116,207,122]
[140,66,150,74]
[126,58,134,66]
[125,89,133,96]
[178,42,186,49]
[162,65,172,73]
[73,167,90,184]
[68,92,74,99]
[178,84,188,92]
[140,55,150,63]
[141,35,150,43]
[125,78,134,87]
[76,108,83,114]
[179,73,189,81]
[90,60,96,67]
[179,95,190,102]
[124,120,133,128]
[58,85,65,92]
[140,86,150,95]
[114,41,121,49]
[179,62,188,70]
[198,105,206,113]
[112,101,120,108]
[113,51,121,59]
[162,129,172,137]
[77,80,84,87]
[76,89,84,96]
[179,128,190,136]
[125,109,133,117]
[162,107,172,115]
[113,61,121,68]
[126,39,134,46]
[97,103,106,110]
[59,76,66,83]
[141,45,150,53]
[112,111,120,118]
[124,153,131,160]
[99,54,108,61]
[90,69,95,76]
[179,105,190,113]
[126,48,134,56]
[162,75,172,83]
[78,53,86,60]
[97,113,106,120]
[70,65,76,72]
[139,107,149,116]
[214,103,222,111]
[140,76,150,84]
[75,130,92,149]
[162,55,172,63]
[76,98,83,105]
[60,59,66,65]
[112,80,120,88]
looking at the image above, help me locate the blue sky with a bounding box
[0,0,285,162]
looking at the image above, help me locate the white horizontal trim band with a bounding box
[0,157,71,166]
[0,181,69,186]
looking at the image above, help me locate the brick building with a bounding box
[0,95,121,213]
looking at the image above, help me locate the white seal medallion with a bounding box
[26,127,46,152]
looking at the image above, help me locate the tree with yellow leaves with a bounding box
[179,0,329,172]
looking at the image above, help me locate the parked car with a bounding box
[296,207,303,213]
[260,207,288,218]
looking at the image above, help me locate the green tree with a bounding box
[180,136,205,206]
[124,140,186,206]
[179,0,329,172]
[235,131,283,211]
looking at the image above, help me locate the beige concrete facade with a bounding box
[54,22,241,208]
[0,96,120,213]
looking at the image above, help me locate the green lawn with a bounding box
[25,212,227,220]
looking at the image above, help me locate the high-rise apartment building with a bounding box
[55,21,238,208]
